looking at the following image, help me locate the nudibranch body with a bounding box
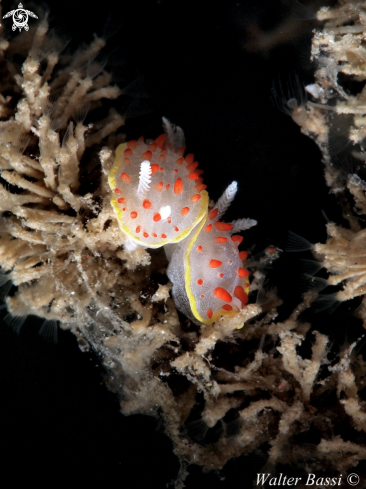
[167,182,257,325]
[108,121,208,249]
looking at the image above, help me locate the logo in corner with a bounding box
[3,3,38,32]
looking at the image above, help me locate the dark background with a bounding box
[0,0,355,488]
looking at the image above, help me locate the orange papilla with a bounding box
[143,232,149,238]
[152,233,157,238]
[185,154,194,165]
[206,309,213,319]
[196,169,204,176]
[177,146,186,155]
[155,182,164,191]
[239,251,249,260]
[197,279,203,285]
[205,224,212,232]
[142,150,152,160]
[158,154,166,162]
[161,233,167,238]
[142,199,152,209]
[234,285,248,306]
[219,273,224,278]
[214,287,232,302]
[127,140,138,149]
[114,188,121,194]
[153,213,161,222]
[209,208,218,220]
[130,211,138,219]
[174,226,179,232]
[117,197,126,204]
[186,162,198,172]
[231,235,243,244]
[191,194,201,203]
[215,222,233,231]
[222,304,233,311]
[174,177,183,194]
[238,268,250,278]
[180,207,190,215]
[161,147,167,154]
[197,245,203,252]
[155,133,167,148]
[176,157,184,165]
[167,217,171,224]
[147,142,157,151]
[136,226,141,233]
[215,237,228,243]
[209,259,222,268]
[165,184,170,189]
[124,148,133,156]
[121,172,131,183]
[188,172,199,180]
[123,157,131,165]
[160,167,165,171]
[195,184,207,192]
[151,164,160,174]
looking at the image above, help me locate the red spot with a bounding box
[209,259,222,268]
[228,260,232,264]
[114,188,121,194]
[201,294,205,298]
[268,246,275,254]
[143,232,149,238]
[155,182,164,191]
[174,169,178,173]
[158,154,166,162]
[155,133,167,148]
[123,157,131,164]
[177,146,186,155]
[219,273,224,277]
[215,237,228,244]
[160,167,164,171]
[186,162,198,172]
[176,157,184,165]
[117,197,126,204]
[121,172,131,183]
[147,142,157,151]
[214,287,232,302]
[209,208,218,220]
[167,217,171,224]
[153,213,161,222]
[174,226,179,232]
[122,207,126,211]
[215,222,234,231]
[165,184,170,190]
[141,150,152,160]
[234,285,248,306]
[191,194,201,203]
[206,309,213,319]
[238,268,250,278]
[136,226,141,233]
[195,184,207,192]
[130,211,138,219]
[124,148,133,157]
[185,153,194,164]
[174,178,183,194]
[180,207,190,216]
[197,279,203,285]
[161,233,167,238]
[150,164,159,174]
[231,235,243,244]
[161,147,167,154]
[239,251,249,260]
[188,172,199,180]
[205,224,212,232]
[222,305,233,311]
[152,233,157,238]
[127,140,138,149]
[197,246,203,252]
[142,199,152,209]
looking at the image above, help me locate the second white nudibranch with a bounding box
[167,182,257,325]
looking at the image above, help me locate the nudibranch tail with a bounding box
[108,119,209,249]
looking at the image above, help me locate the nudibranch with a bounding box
[108,119,209,248]
[167,182,257,325]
